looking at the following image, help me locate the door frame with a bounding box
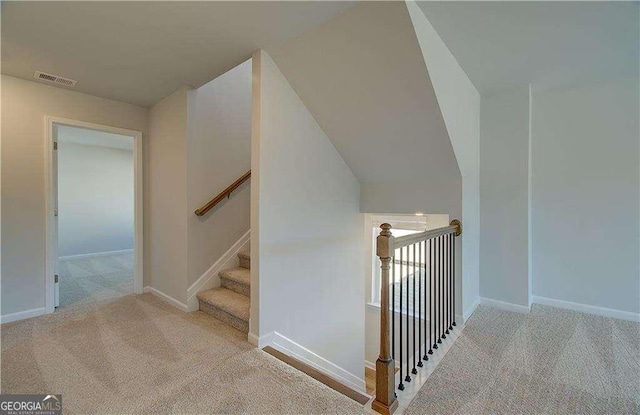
[44,116,144,313]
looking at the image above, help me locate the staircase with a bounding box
[197,252,251,333]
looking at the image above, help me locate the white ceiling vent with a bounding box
[33,71,77,87]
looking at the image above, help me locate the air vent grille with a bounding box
[34,71,77,87]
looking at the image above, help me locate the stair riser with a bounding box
[221,277,250,297]
[239,256,250,270]
[198,299,249,333]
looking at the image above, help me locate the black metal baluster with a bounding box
[452,232,456,328]
[440,235,447,339]
[436,236,442,344]
[412,243,418,374]
[447,234,452,332]
[429,238,433,355]
[448,234,452,331]
[444,234,448,335]
[398,247,404,390]
[405,245,411,383]
[418,241,424,367]
[433,237,438,349]
[423,240,429,361]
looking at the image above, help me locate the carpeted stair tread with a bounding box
[197,288,250,321]
[219,267,250,287]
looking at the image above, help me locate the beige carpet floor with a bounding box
[58,252,134,308]
[1,294,366,414]
[405,304,640,415]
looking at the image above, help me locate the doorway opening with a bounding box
[45,117,143,312]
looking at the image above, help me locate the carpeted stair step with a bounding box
[219,267,250,297]
[238,251,250,270]
[197,288,249,333]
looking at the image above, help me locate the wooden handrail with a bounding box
[194,170,251,216]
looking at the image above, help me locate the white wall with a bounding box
[58,141,134,257]
[532,78,639,315]
[407,1,481,319]
[187,60,251,287]
[251,50,365,386]
[1,75,148,317]
[479,87,530,307]
[147,87,189,304]
[267,2,461,223]
[477,78,639,318]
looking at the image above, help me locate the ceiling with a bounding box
[417,1,639,93]
[57,125,133,150]
[1,1,354,107]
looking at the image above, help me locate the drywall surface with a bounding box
[532,78,639,314]
[147,87,189,304]
[479,87,530,307]
[252,50,365,384]
[58,142,134,257]
[268,2,460,217]
[268,2,463,320]
[187,60,251,287]
[0,75,147,316]
[407,1,481,318]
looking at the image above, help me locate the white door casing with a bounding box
[44,116,144,313]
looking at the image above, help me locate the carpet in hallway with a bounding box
[404,304,639,414]
[1,293,367,414]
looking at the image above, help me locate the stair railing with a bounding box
[194,170,251,216]
[372,220,461,415]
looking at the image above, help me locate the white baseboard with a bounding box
[186,230,251,312]
[480,297,531,314]
[248,331,273,348]
[259,331,367,395]
[531,295,640,322]
[463,297,480,322]
[1,307,47,324]
[143,286,188,312]
[59,249,133,260]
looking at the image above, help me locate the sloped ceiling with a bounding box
[268,1,460,213]
[1,1,354,107]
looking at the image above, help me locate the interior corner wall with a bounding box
[479,87,531,308]
[479,78,639,317]
[531,78,639,314]
[252,50,365,384]
[0,75,148,317]
[406,1,481,319]
[147,86,189,304]
[187,60,252,288]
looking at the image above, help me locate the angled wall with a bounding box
[268,2,461,216]
[268,1,463,318]
[251,50,365,390]
[407,1,481,319]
